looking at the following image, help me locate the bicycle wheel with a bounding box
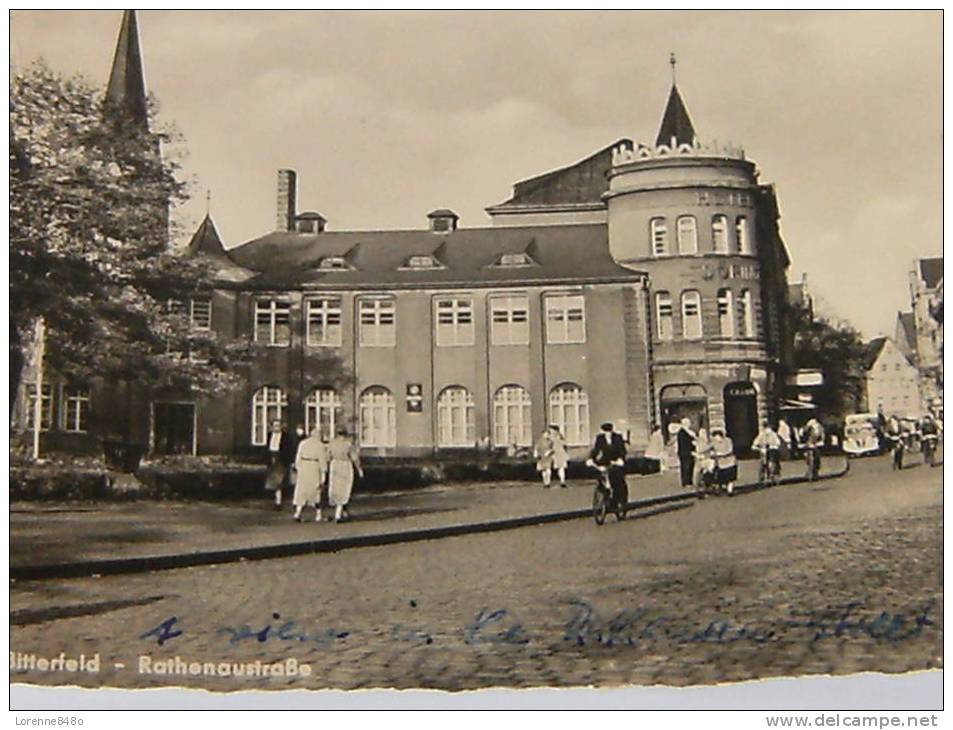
[593,488,607,525]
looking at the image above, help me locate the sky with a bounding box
[10,10,942,339]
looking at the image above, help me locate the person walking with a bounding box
[711,428,738,495]
[548,426,569,488]
[534,428,556,488]
[292,429,329,522]
[264,420,296,510]
[777,418,792,461]
[327,427,363,523]
[644,422,666,475]
[676,418,696,490]
[692,427,714,494]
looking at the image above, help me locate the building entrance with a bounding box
[153,402,196,455]
[659,384,709,439]
[723,382,758,454]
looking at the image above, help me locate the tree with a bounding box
[787,300,869,426]
[10,62,349,416]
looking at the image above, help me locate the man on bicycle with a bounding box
[884,415,905,470]
[752,420,782,484]
[919,413,939,466]
[586,422,628,510]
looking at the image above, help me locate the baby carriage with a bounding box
[695,449,718,497]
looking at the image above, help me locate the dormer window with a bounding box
[427,209,459,232]
[403,254,443,270]
[319,256,350,270]
[496,252,533,267]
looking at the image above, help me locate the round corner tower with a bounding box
[606,83,790,450]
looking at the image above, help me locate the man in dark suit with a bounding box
[676,418,696,489]
[587,422,628,509]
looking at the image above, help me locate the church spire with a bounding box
[105,10,148,129]
[655,80,696,149]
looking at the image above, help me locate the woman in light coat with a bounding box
[293,430,328,522]
[327,427,363,523]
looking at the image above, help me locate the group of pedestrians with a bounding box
[264,420,363,523]
[666,418,739,496]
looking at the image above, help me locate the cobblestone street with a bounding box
[10,456,942,692]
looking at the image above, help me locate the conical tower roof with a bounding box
[186,214,228,258]
[105,10,148,128]
[655,84,696,148]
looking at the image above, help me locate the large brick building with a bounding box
[17,12,797,460]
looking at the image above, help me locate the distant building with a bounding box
[16,12,799,460]
[862,337,921,418]
[900,257,943,415]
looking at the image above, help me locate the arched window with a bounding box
[739,289,755,337]
[736,216,751,254]
[650,218,668,256]
[681,290,703,340]
[656,291,673,341]
[712,215,729,254]
[677,216,698,255]
[304,388,342,439]
[251,386,288,445]
[493,385,531,447]
[549,383,590,446]
[436,386,475,447]
[717,288,735,337]
[360,386,396,447]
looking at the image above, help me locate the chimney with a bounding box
[276,169,297,232]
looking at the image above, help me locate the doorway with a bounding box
[723,382,758,454]
[659,384,709,439]
[153,402,196,455]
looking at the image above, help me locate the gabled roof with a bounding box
[226,223,644,290]
[655,84,696,148]
[487,140,633,211]
[896,310,917,352]
[105,10,148,129]
[918,257,943,289]
[863,337,888,371]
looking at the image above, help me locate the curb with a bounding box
[10,458,850,582]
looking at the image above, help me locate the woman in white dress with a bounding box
[327,427,363,523]
[293,430,328,522]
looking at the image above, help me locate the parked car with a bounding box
[842,413,880,457]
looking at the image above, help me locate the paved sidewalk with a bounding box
[10,456,851,576]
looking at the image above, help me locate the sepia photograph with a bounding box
[8,8,943,713]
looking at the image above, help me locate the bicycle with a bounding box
[922,433,938,467]
[803,446,820,481]
[757,446,781,486]
[590,463,627,525]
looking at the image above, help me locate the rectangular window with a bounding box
[490,295,529,345]
[254,299,291,346]
[545,294,586,344]
[681,291,703,340]
[306,297,343,347]
[25,383,53,431]
[435,297,475,347]
[738,289,755,337]
[717,289,734,337]
[712,215,729,254]
[62,387,91,433]
[190,298,212,330]
[651,218,668,256]
[359,298,396,347]
[656,292,673,341]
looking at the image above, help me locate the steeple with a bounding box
[105,10,148,129]
[655,83,696,149]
